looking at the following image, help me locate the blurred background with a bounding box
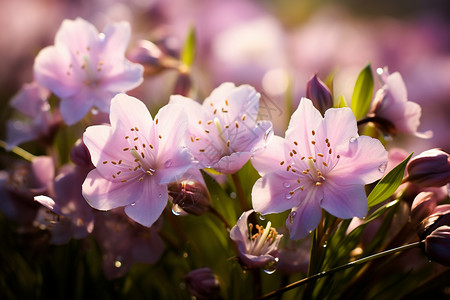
[1,0,449,157]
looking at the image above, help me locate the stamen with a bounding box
[317,153,324,157]
[294,141,298,146]
[190,136,194,142]
[103,161,108,164]
[312,130,315,136]
[155,119,159,125]
[242,114,246,121]
[280,161,285,165]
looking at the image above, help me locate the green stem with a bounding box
[208,205,232,230]
[0,140,36,162]
[231,173,249,211]
[259,241,423,300]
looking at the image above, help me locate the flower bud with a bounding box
[70,139,92,167]
[406,149,450,187]
[410,192,438,230]
[425,225,450,266]
[417,204,450,240]
[184,267,221,300]
[128,40,164,75]
[306,74,333,115]
[167,179,210,216]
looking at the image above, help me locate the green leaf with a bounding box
[351,64,374,119]
[180,26,196,67]
[367,152,413,207]
[201,170,236,225]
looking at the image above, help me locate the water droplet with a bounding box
[349,137,357,143]
[264,128,273,143]
[130,202,136,206]
[172,203,183,216]
[183,252,189,258]
[114,257,122,268]
[288,211,297,224]
[164,160,172,168]
[263,259,278,274]
[283,182,291,188]
[285,192,293,200]
[98,32,105,41]
[378,162,387,173]
[322,241,327,248]
[258,213,265,221]
[230,192,237,199]
[91,108,99,115]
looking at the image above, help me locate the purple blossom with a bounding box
[370,68,432,138]
[169,82,272,174]
[252,98,388,239]
[184,267,221,300]
[425,226,450,267]
[6,82,61,149]
[406,148,450,188]
[93,208,165,279]
[33,18,143,125]
[82,93,193,227]
[230,210,283,269]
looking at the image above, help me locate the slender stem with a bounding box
[252,268,262,299]
[208,205,231,230]
[0,140,36,162]
[231,173,249,211]
[259,241,423,300]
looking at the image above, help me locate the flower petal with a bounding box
[320,182,368,219]
[82,169,138,210]
[124,179,168,227]
[286,189,322,240]
[251,135,287,176]
[213,151,252,174]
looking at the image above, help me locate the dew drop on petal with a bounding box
[378,162,387,173]
[131,202,136,206]
[164,160,172,168]
[98,32,105,41]
[264,128,273,144]
[288,211,296,224]
[263,259,278,274]
[171,203,183,216]
[285,192,293,200]
[349,137,357,143]
[91,108,99,115]
[258,213,265,221]
[283,182,291,188]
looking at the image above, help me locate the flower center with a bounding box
[65,45,105,88]
[248,221,279,255]
[280,130,341,199]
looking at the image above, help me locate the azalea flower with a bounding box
[82,93,193,227]
[34,18,143,125]
[169,82,272,174]
[369,68,432,138]
[252,98,387,239]
[230,210,283,269]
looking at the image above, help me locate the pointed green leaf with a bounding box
[351,64,374,119]
[201,170,236,224]
[337,95,348,108]
[367,152,413,207]
[181,26,196,67]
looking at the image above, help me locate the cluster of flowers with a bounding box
[2,18,449,298]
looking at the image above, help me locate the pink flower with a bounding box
[34,18,143,125]
[252,98,387,239]
[82,93,193,227]
[6,82,62,149]
[230,210,283,269]
[169,82,272,174]
[370,68,432,138]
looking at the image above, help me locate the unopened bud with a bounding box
[128,40,164,75]
[410,192,438,230]
[406,149,450,187]
[168,179,210,216]
[184,267,221,300]
[70,139,92,167]
[306,74,333,115]
[173,72,192,96]
[425,225,450,266]
[417,204,450,240]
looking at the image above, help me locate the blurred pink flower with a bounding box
[169,82,272,174]
[230,210,283,269]
[252,98,387,239]
[34,18,143,125]
[370,69,432,138]
[6,82,62,149]
[82,93,193,227]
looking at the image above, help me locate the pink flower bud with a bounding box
[410,192,438,230]
[306,74,333,115]
[184,267,221,300]
[128,40,164,75]
[70,139,92,167]
[168,179,211,216]
[425,226,450,266]
[407,149,450,187]
[417,204,450,239]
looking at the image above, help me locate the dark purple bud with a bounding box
[425,226,450,266]
[168,179,210,216]
[70,139,92,167]
[173,72,192,97]
[184,267,220,300]
[306,74,333,115]
[410,192,438,230]
[417,204,450,240]
[406,149,450,187]
[128,40,164,74]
